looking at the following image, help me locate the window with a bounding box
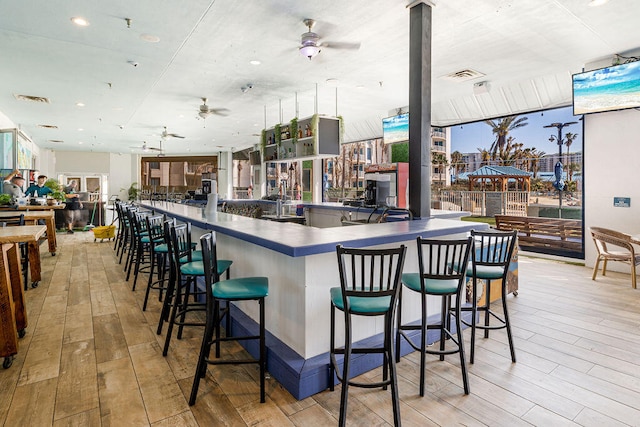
[149,162,160,169]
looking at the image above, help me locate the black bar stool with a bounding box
[189,231,268,405]
[162,222,206,356]
[462,229,518,364]
[126,210,152,289]
[396,237,472,395]
[142,215,170,311]
[329,244,406,427]
[156,222,232,337]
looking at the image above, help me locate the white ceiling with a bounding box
[0,0,638,156]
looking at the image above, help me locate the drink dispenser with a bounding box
[364,173,391,207]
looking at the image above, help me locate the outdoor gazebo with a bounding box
[468,165,531,192]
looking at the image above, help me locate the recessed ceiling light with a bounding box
[356,85,365,89]
[76,102,85,107]
[71,17,90,27]
[140,33,160,43]
[77,128,84,131]
[250,60,261,65]
[589,0,609,6]
[113,107,123,111]
[78,141,84,145]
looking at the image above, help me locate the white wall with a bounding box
[583,108,640,271]
[49,150,136,200]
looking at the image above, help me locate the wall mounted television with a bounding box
[382,113,409,144]
[572,60,640,115]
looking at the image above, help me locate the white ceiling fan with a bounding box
[161,126,185,139]
[130,141,163,152]
[198,97,230,120]
[299,18,361,60]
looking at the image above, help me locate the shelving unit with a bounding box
[261,115,340,163]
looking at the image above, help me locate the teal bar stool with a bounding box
[189,231,268,405]
[329,244,406,427]
[161,223,232,356]
[142,215,171,311]
[462,229,518,364]
[396,237,473,396]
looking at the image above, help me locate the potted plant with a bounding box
[49,190,66,205]
[125,182,140,201]
[43,178,65,205]
[0,193,12,206]
[290,117,299,144]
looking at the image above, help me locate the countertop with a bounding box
[142,201,487,257]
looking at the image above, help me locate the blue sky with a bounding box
[450,106,583,156]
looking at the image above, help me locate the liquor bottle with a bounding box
[305,123,312,137]
[298,127,303,139]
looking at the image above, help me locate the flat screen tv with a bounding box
[572,61,640,115]
[382,113,409,144]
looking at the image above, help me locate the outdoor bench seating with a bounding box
[494,215,582,256]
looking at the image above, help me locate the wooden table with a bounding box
[0,210,58,256]
[0,225,46,368]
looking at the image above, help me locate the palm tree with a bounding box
[477,148,490,167]
[431,151,449,187]
[564,131,578,168]
[526,148,546,179]
[498,137,523,166]
[450,150,464,179]
[485,115,529,160]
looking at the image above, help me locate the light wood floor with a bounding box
[1,232,640,426]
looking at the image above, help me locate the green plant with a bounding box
[260,129,267,154]
[274,124,282,145]
[290,117,299,144]
[51,190,66,202]
[127,182,140,200]
[310,114,319,140]
[0,193,11,205]
[44,178,62,192]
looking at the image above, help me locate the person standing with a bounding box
[64,180,83,234]
[2,169,26,198]
[25,175,53,197]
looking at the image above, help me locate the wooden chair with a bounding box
[590,227,640,289]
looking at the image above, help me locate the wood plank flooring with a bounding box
[1,232,640,426]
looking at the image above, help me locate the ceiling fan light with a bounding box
[300,44,320,60]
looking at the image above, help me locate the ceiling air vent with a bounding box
[48,139,64,144]
[13,94,51,104]
[38,124,58,129]
[441,69,485,82]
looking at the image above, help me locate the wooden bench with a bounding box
[494,215,582,257]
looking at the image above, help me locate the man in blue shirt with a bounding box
[25,175,53,197]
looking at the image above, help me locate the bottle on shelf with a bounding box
[305,123,312,137]
[298,127,303,139]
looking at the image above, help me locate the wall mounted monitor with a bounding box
[572,60,640,115]
[382,113,409,144]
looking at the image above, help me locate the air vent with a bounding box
[38,124,58,129]
[441,69,485,82]
[48,139,64,143]
[13,94,51,104]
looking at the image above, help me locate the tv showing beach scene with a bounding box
[382,113,409,144]
[573,61,640,115]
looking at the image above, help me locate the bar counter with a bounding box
[142,201,488,398]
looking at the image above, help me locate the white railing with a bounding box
[432,191,530,217]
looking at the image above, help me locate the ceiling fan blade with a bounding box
[321,41,361,50]
[168,133,185,139]
[209,108,230,116]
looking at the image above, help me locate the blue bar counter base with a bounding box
[229,304,474,399]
